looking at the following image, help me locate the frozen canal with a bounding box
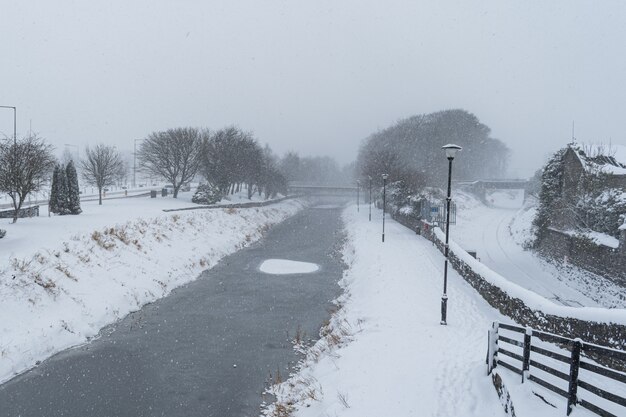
[0,199,347,416]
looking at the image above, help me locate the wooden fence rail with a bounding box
[487,321,626,416]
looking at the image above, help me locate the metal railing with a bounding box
[487,321,626,416]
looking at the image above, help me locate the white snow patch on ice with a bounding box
[259,259,319,275]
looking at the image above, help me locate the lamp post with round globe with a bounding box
[382,173,388,242]
[440,144,461,325]
[368,176,372,221]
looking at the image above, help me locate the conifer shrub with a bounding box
[192,183,222,204]
[49,165,61,214]
[66,160,82,214]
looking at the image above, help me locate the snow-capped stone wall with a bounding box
[390,211,626,355]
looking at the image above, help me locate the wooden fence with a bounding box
[487,321,626,416]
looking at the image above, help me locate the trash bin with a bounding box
[150,190,157,198]
[162,188,168,197]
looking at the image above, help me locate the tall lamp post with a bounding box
[440,144,462,326]
[356,180,360,212]
[1,106,17,200]
[368,175,372,221]
[133,138,143,188]
[64,144,79,163]
[0,106,16,145]
[382,173,388,242]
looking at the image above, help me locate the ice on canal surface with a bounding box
[259,259,320,275]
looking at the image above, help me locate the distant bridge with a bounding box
[457,179,531,202]
[287,183,357,197]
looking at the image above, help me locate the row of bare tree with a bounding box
[137,126,287,199]
[0,126,287,222]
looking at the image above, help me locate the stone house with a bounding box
[539,144,626,282]
[553,143,626,230]
[562,143,626,193]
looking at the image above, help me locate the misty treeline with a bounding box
[137,126,350,201]
[279,152,354,186]
[357,109,509,212]
[0,124,350,226]
[137,126,285,200]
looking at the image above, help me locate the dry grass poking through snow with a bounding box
[262,237,357,417]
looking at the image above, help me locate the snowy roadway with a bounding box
[451,191,626,308]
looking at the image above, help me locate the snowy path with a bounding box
[267,207,600,417]
[452,192,626,308]
[268,208,507,416]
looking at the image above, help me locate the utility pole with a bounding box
[133,139,142,188]
[1,106,17,205]
[368,175,372,221]
[382,173,388,242]
[0,106,16,146]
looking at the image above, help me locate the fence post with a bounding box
[487,321,499,375]
[566,339,582,415]
[522,327,532,383]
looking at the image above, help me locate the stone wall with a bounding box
[0,205,39,219]
[538,228,626,286]
[390,212,626,352]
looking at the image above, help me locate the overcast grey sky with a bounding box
[1,1,625,176]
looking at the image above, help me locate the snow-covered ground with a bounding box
[0,191,303,384]
[451,190,626,308]
[265,207,601,417]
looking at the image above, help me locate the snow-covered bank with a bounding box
[265,207,506,417]
[0,198,304,384]
[265,207,602,417]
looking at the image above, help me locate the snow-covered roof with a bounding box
[570,143,626,175]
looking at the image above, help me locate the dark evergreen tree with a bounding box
[56,165,71,215]
[49,165,61,214]
[532,148,567,245]
[66,160,82,214]
[191,183,222,204]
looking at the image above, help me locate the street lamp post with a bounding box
[64,144,79,163]
[440,144,462,326]
[1,106,17,202]
[368,175,372,221]
[0,106,16,145]
[133,139,143,188]
[382,173,388,242]
[356,180,360,212]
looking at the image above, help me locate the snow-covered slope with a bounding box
[0,196,303,384]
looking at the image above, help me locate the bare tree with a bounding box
[138,127,202,198]
[81,144,125,205]
[0,135,55,223]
